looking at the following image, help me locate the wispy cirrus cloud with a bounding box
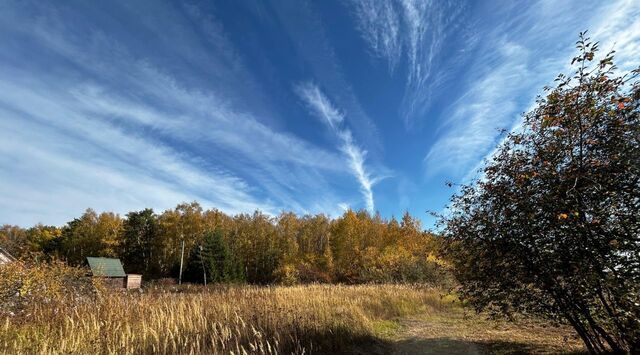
[351,0,402,72]
[2,0,636,229]
[590,0,640,71]
[338,130,378,213]
[350,0,464,127]
[426,0,640,183]
[0,69,279,222]
[424,41,530,177]
[0,1,350,225]
[294,83,344,129]
[351,0,639,191]
[296,82,380,212]
[270,1,383,156]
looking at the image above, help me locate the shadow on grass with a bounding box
[147,324,589,354]
[298,328,392,355]
[298,332,588,355]
[385,337,589,355]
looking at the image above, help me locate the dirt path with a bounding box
[384,314,585,355]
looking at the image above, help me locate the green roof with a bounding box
[87,257,126,277]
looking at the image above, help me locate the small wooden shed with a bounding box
[86,257,141,289]
[0,247,16,265]
[125,274,142,289]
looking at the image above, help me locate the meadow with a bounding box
[1,282,584,354]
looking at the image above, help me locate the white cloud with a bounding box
[424,41,530,177]
[295,82,345,129]
[296,83,380,212]
[270,1,383,156]
[350,0,463,127]
[0,82,275,223]
[0,2,351,225]
[590,0,640,71]
[338,131,378,212]
[351,0,402,72]
[425,0,640,183]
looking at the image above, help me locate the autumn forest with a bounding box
[0,203,447,285]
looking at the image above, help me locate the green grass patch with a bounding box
[371,319,402,338]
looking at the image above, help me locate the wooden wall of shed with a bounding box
[0,251,15,265]
[126,274,142,289]
[101,277,126,289]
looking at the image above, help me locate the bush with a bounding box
[0,259,100,319]
[441,33,640,353]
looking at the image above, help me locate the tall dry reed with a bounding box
[1,283,455,354]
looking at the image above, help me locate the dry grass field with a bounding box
[0,283,584,354]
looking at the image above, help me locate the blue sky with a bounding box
[1,0,639,227]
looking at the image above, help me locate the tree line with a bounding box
[0,204,447,285]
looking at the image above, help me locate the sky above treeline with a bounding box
[1,0,639,228]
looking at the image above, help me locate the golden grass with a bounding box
[0,284,584,354]
[1,284,448,354]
